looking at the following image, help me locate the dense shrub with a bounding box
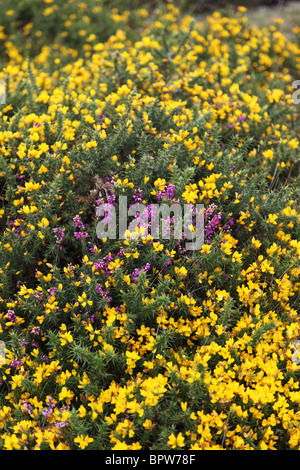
[0,0,300,450]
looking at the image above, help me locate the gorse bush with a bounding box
[0,0,300,450]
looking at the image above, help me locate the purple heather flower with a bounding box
[73,214,90,238]
[53,227,65,249]
[74,231,90,239]
[99,113,105,126]
[95,284,112,301]
[132,189,143,203]
[42,396,55,417]
[107,193,116,204]
[22,400,33,415]
[73,215,85,229]
[222,218,234,232]
[7,310,17,322]
[53,421,68,428]
[9,359,24,367]
[144,263,151,271]
[93,260,105,270]
[130,263,151,282]
[165,184,175,199]
[157,184,175,201]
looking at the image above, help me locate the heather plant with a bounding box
[0,0,300,450]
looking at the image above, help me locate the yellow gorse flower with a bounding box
[0,0,300,451]
[74,435,94,449]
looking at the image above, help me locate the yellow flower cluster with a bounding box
[0,0,300,451]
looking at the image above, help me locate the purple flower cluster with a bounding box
[9,359,24,367]
[53,227,65,250]
[106,193,116,205]
[53,420,69,428]
[130,262,151,282]
[7,309,17,323]
[132,188,143,203]
[23,396,69,430]
[204,204,234,242]
[98,113,105,126]
[73,215,90,239]
[87,314,95,323]
[157,183,175,201]
[223,217,234,232]
[93,252,114,276]
[162,257,173,272]
[95,283,112,302]
[205,212,222,242]
[22,400,33,415]
[42,395,55,417]
[5,219,23,238]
